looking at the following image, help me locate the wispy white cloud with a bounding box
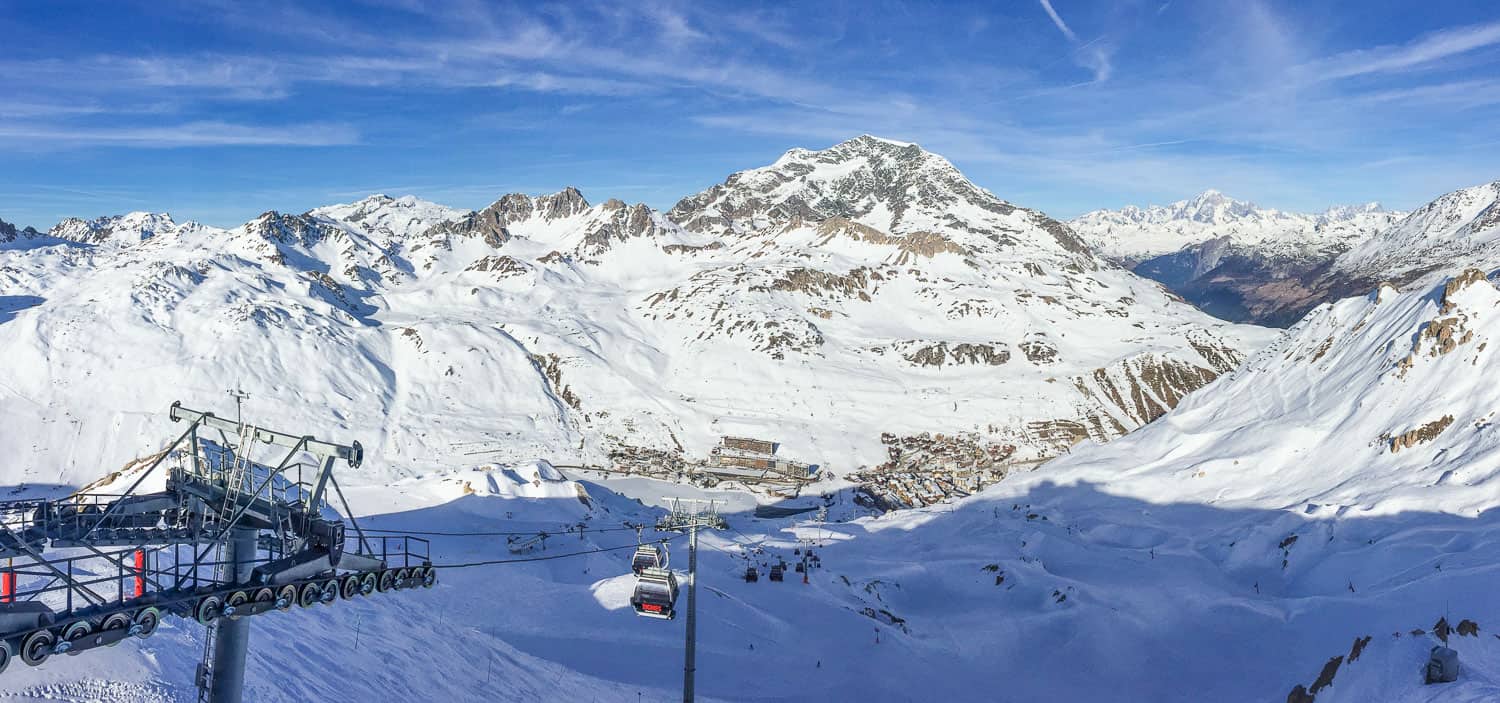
[1037,0,1113,83]
[1039,0,1078,41]
[1314,21,1500,81]
[0,121,359,148]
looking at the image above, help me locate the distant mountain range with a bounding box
[0,135,1266,488]
[1070,191,1406,325]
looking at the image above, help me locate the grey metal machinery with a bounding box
[654,498,726,703]
[0,402,434,703]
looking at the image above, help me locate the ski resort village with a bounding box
[4,1,1500,702]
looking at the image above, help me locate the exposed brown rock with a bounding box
[902,342,1010,368]
[813,217,968,264]
[753,266,872,300]
[530,353,582,410]
[1389,415,1454,453]
[465,255,529,277]
[1441,268,1489,312]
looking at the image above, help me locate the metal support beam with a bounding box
[683,522,698,703]
[170,402,363,468]
[207,526,256,703]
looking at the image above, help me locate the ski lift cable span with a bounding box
[359,525,647,537]
[431,536,682,570]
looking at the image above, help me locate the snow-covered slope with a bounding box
[1332,180,1500,287]
[0,136,1271,491]
[1045,266,1500,512]
[3,252,1499,701]
[953,265,1500,700]
[1071,191,1403,325]
[1246,179,1500,326]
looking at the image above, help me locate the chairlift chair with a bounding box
[631,567,679,619]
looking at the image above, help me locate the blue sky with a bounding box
[2,0,1499,229]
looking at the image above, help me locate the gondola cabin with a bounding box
[631,567,679,619]
[631,544,665,575]
[769,564,785,582]
[744,567,759,582]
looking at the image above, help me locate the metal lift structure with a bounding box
[654,498,726,703]
[0,402,434,703]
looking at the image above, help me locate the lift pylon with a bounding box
[656,498,727,703]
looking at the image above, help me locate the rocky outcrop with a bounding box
[465,255,530,277]
[578,200,660,256]
[900,342,1010,368]
[1071,353,1228,436]
[1388,415,1454,453]
[752,266,872,300]
[814,217,967,263]
[0,217,41,243]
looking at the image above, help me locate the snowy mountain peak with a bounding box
[1072,192,1406,264]
[535,187,591,220]
[667,135,1098,267]
[311,194,465,242]
[1331,179,1500,286]
[1321,202,1387,221]
[0,216,41,243]
[47,211,183,246]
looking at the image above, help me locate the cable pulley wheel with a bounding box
[320,578,339,605]
[133,607,160,638]
[62,621,92,655]
[195,596,223,625]
[20,630,54,667]
[101,613,133,646]
[0,639,11,675]
[298,582,321,608]
[359,572,377,595]
[341,574,361,599]
[225,591,251,621]
[276,584,298,611]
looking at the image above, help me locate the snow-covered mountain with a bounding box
[1072,190,1396,264]
[1070,191,1403,325]
[8,139,1500,702]
[1242,179,1500,326]
[0,135,1269,491]
[45,211,195,246]
[6,267,1496,702]
[0,215,41,243]
[1330,180,1500,287]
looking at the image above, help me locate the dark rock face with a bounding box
[0,217,41,243]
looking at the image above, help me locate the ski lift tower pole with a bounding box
[658,498,726,703]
